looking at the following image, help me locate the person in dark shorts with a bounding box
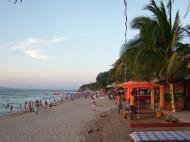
[129,91,136,120]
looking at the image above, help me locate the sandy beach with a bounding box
[1,96,190,142]
[0,97,115,142]
[83,108,131,142]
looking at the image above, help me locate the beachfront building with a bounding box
[115,77,190,117]
[159,54,190,111]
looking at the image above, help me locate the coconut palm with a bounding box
[118,0,190,111]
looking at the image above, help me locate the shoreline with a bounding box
[0,89,77,115]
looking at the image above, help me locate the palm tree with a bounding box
[118,0,189,112]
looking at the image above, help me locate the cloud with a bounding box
[27,38,41,44]
[0,36,66,60]
[50,37,65,43]
[25,37,66,45]
[25,49,48,60]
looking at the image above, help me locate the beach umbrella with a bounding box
[116,80,160,99]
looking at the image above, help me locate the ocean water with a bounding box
[0,89,76,115]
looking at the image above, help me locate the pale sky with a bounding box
[0,0,189,90]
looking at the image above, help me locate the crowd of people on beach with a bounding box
[1,89,139,116]
[1,91,106,114]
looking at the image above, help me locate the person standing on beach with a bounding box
[44,100,48,112]
[29,102,32,112]
[10,105,13,112]
[115,93,122,113]
[24,101,27,112]
[91,97,96,111]
[20,104,22,110]
[129,91,136,120]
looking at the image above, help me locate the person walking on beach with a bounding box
[91,97,96,111]
[44,100,48,112]
[24,101,27,112]
[29,102,32,112]
[129,91,136,120]
[115,93,122,113]
[10,105,13,112]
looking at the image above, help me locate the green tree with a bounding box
[96,71,109,89]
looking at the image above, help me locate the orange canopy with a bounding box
[115,80,160,100]
[116,80,160,88]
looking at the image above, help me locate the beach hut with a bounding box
[115,80,161,119]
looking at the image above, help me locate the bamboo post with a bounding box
[170,83,176,112]
[151,88,154,110]
[160,85,165,110]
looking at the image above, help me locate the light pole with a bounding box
[124,0,127,45]
[124,66,127,82]
[124,0,127,82]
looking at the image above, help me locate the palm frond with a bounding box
[166,53,182,74]
[184,1,190,18]
[9,0,22,4]
[184,25,190,38]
